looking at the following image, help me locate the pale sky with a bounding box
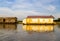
[0,0,60,20]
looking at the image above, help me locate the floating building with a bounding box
[23,15,54,24]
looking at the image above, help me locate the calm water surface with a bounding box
[0,24,60,41]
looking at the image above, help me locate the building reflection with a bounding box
[23,25,54,32]
[0,24,4,29]
[0,24,17,30]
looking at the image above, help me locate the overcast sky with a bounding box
[0,0,60,20]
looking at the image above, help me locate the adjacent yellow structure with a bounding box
[23,15,54,24]
[4,17,17,23]
[0,17,17,23]
[23,25,54,32]
[0,17,4,23]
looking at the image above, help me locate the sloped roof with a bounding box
[27,15,54,18]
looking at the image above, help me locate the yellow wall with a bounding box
[23,18,53,24]
[23,19,26,24]
[39,18,53,23]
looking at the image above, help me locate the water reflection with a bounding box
[0,24,58,41]
[0,24,17,41]
[0,24,4,29]
[23,25,54,32]
[0,24,17,31]
[57,25,60,28]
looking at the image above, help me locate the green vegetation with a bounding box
[54,18,60,22]
[54,18,60,24]
[17,21,22,24]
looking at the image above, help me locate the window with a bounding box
[48,19,51,22]
[43,19,45,23]
[38,18,40,23]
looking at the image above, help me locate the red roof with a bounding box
[27,15,54,18]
